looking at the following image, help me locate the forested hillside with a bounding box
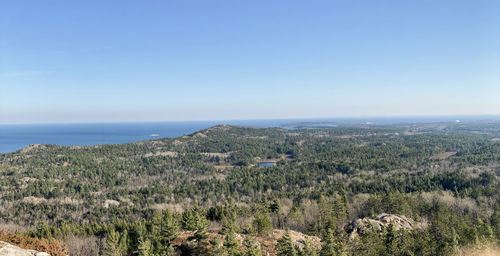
[1,122,499,255]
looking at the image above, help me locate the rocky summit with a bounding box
[0,241,51,256]
[346,213,427,239]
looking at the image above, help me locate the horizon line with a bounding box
[1,114,500,126]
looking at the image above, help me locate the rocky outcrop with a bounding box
[346,213,427,239]
[259,229,321,253]
[0,241,51,256]
[170,229,321,255]
[20,144,47,153]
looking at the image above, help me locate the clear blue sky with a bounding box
[1,0,499,124]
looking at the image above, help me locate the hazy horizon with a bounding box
[1,0,499,124]
[1,114,500,126]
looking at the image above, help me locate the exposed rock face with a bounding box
[0,241,51,256]
[263,229,322,251]
[20,144,47,153]
[103,199,120,208]
[170,229,321,255]
[346,213,427,239]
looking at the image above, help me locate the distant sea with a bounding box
[1,116,498,153]
[0,120,286,153]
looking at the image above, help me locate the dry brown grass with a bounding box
[200,152,231,158]
[0,231,67,256]
[143,151,178,158]
[64,234,100,256]
[455,244,500,256]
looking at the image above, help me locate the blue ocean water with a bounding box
[0,120,286,153]
[1,116,497,153]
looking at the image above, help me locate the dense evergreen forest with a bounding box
[0,121,499,255]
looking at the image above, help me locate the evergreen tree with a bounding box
[182,206,210,242]
[244,236,262,256]
[221,210,239,234]
[276,229,298,256]
[301,237,317,256]
[118,229,129,255]
[104,229,122,256]
[182,207,209,232]
[209,237,228,256]
[384,223,396,256]
[224,232,242,256]
[138,238,155,256]
[320,229,346,256]
[253,214,272,235]
[161,211,180,245]
[164,244,177,256]
[492,204,500,240]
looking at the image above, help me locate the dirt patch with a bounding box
[54,197,83,205]
[455,245,500,256]
[429,151,457,160]
[172,140,185,146]
[214,165,234,170]
[20,177,38,183]
[144,151,178,158]
[201,152,231,158]
[20,144,46,153]
[256,229,321,255]
[189,173,226,181]
[150,203,185,212]
[244,136,268,139]
[193,132,208,138]
[103,199,120,208]
[54,162,70,167]
[22,196,47,204]
[93,157,105,163]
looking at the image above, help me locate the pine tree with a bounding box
[320,229,346,256]
[118,229,129,255]
[138,238,155,256]
[253,214,272,235]
[182,207,209,233]
[104,229,122,256]
[161,211,180,245]
[450,227,459,252]
[244,236,262,256]
[276,229,298,256]
[209,237,228,256]
[182,209,197,231]
[384,223,396,256]
[182,207,210,242]
[224,232,242,256]
[301,237,317,256]
[164,244,177,256]
[492,204,500,240]
[332,193,347,228]
[221,211,238,234]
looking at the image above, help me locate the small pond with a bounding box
[259,162,277,167]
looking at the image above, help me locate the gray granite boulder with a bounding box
[0,241,51,256]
